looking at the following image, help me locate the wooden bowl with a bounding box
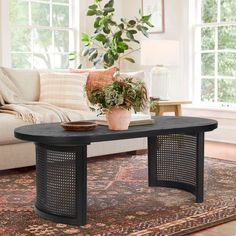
[61,121,97,131]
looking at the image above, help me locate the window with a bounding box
[194,0,236,108]
[8,0,76,69]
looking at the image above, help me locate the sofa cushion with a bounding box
[0,113,30,145]
[70,67,117,90]
[0,69,24,105]
[1,67,40,101]
[39,72,90,111]
[0,110,98,145]
[120,70,149,95]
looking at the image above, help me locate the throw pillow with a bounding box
[0,68,24,105]
[39,72,89,111]
[70,67,117,90]
[119,70,145,82]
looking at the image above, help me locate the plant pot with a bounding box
[106,107,131,130]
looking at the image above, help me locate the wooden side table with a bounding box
[150,100,192,116]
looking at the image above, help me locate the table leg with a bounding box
[147,133,205,203]
[148,137,158,186]
[175,105,182,116]
[35,143,87,226]
[157,107,164,116]
[196,132,204,203]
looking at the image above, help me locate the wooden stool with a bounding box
[150,100,192,116]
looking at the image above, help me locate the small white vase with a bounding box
[106,107,131,130]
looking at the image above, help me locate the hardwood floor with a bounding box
[205,141,236,161]
[190,221,236,236]
[189,141,236,236]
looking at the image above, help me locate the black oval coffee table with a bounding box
[15,116,217,226]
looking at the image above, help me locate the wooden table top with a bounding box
[15,116,217,146]
[153,100,192,106]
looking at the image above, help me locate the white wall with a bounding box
[182,107,236,144]
[0,0,4,66]
[120,0,190,100]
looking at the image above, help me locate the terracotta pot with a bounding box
[106,107,131,130]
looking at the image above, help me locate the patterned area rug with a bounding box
[0,154,235,236]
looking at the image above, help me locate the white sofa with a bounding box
[0,68,147,170]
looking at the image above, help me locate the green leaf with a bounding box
[103,38,111,48]
[128,20,136,26]
[87,9,97,16]
[104,7,115,13]
[88,49,98,61]
[128,30,138,34]
[104,0,114,8]
[137,25,148,31]
[141,29,149,37]
[141,14,152,22]
[123,38,131,42]
[94,17,102,28]
[113,54,119,60]
[104,53,109,64]
[94,33,106,42]
[94,54,104,66]
[95,26,103,34]
[81,33,90,43]
[89,4,98,10]
[118,42,128,50]
[77,64,82,69]
[81,47,90,57]
[126,31,135,40]
[104,53,114,66]
[96,10,103,15]
[137,25,149,37]
[145,21,154,27]
[121,18,127,23]
[103,26,110,34]
[107,19,116,26]
[114,31,122,39]
[124,57,135,63]
[68,52,77,61]
[118,23,124,30]
[117,47,124,53]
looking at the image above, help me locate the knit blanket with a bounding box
[0,68,94,123]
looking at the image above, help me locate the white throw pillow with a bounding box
[39,72,90,111]
[120,70,145,80]
[120,70,148,88]
[0,68,24,105]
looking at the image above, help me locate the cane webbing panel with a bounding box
[35,145,77,218]
[156,134,197,186]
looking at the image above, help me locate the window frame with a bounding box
[0,0,79,70]
[193,0,236,109]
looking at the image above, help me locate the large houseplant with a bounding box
[87,76,148,130]
[72,0,152,129]
[70,0,153,68]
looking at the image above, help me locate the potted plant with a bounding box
[69,0,154,68]
[87,76,148,130]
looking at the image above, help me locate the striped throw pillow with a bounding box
[39,72,89,111]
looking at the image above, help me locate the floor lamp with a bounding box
[140,40,180,100]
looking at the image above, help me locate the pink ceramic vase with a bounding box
[106,107,131,130]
